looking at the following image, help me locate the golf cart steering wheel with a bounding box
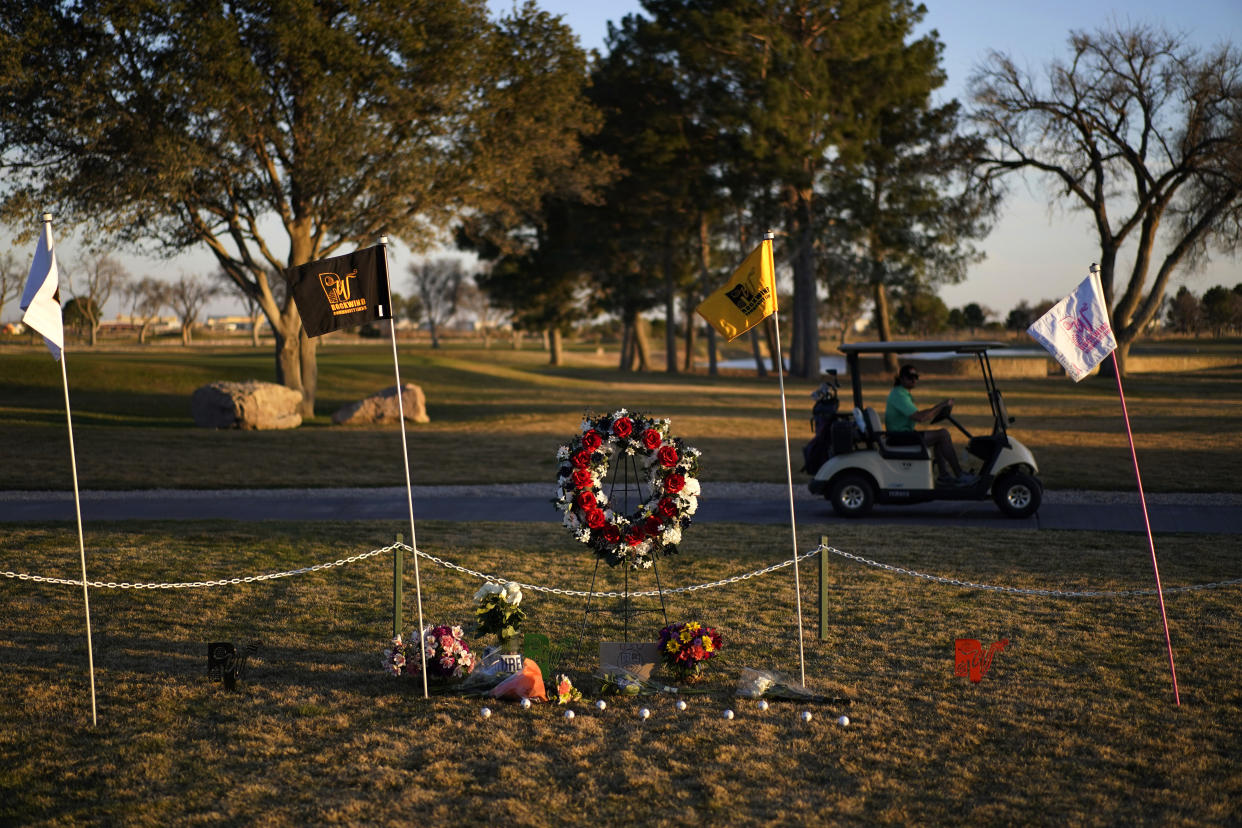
[930,401,953,424]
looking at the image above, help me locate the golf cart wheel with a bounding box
[829,473,875,518]
[993,471,1041,518]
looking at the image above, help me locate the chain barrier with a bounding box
[6,541,1240,600]
[0,544,397,590]
[820,545,1242,598]
[403,543,821,598]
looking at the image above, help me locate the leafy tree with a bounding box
[962,302,987,332]
[168,273,219,346]
[453,6,614,366]
[971,23,1242,375]
[122,277,170,345]
[67,251,128,346]
[1164,286,1202,335]
[1202,284,1242,336]
[409,258,464,349]
[823,51,995,370]
[61,296,101,336]
[0,1,602,414]
[894,289,949,336]
[0,250,26,323]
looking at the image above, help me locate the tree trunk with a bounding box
[749,328,767,377]
[89,323,99,347]
[181,324,192,346]
[872,282,898,374]
[298,330,318,417]
[429,319,440,348]
[632,314,651,371]
[788,189,820,378]
[682,293,697,372]
[705,326,718,375]
[664,246,677,373]
[548,328,563,366]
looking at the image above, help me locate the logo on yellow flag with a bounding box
[696,239,777,341]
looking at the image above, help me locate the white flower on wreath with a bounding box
[661,525,682,546]
[557,445,570,461]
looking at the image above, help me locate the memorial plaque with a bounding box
[599,642,660,680]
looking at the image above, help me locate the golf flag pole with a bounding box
[1028,264,1179,706]
[763,233,807,689]
[379,236,429,700]
[22,213,98,725]
[698,232,806,685]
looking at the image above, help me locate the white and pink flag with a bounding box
[1028,269,1116,381]
[20,219,65,361]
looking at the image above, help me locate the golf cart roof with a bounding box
[838,340,1007,355]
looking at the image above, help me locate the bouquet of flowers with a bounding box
[552,673,583,705]
[385,624,475,680]
[473,581,526,644]
[658,621,723,683]
[594,665,679,696]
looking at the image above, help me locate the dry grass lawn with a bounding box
[2,520,1239,825]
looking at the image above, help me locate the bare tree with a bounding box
[168,273,219,346]
[68,251,129,345]
[0,249,25,323]
[456,278,509,348]
[409,258,463,348]
[971,24,1242,374]
[216,268,274,347]
[123,277,170,345]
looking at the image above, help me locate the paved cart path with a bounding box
[3,485,1239,534]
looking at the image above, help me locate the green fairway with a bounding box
[1,521,1239,824]
[2,342,1241,491]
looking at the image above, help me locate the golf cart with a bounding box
[806,341,1042,518]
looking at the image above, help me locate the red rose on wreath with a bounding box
[576,490,597,511]
[643,515,663,535]
[601,525,621,544]
[612,417,633,439]
[582,430,603,452]
[664,473,686,494]
[641,428,662,450]
[626,528,646,546]
[585,508,607,529]
[658,497,678,518]
[571,467,593,489]
[657,445,679,467]
[571,449,592,468]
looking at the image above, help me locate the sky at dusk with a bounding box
[6,1,1240,322]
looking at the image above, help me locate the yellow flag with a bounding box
[695,238,777,341]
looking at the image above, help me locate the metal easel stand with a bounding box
[571,448,670,668]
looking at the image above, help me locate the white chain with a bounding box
[7,541,1239,600]
[821,545,1242,598]
[0,544,395,590]
[403,543,820,598]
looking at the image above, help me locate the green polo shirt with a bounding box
[885,385,918,432]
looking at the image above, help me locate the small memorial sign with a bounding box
[600,642,660,680]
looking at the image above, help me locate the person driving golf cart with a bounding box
[884,364,976,486]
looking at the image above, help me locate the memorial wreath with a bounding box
[555,409,701,570]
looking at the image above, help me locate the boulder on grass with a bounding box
[192,380,303,430]
[332,383,430,425]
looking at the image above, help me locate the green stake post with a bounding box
[393,534,403,640]
[818,535,829,641]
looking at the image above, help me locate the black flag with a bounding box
[287,244,392,337]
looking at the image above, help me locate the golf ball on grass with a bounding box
[564,710,575,721]
[675,700,687,711]
[722,709,734,720]
[757,700,769,712]
[520,698,531,710]
[480,707,492,719]
[639,708,650,720]
[595,699,607,711]
[838,715,850,726]
[801,710,813,723]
